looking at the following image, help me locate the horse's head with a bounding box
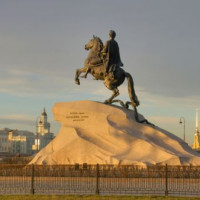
[85,36,103,52]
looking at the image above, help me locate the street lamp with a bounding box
[179,117,185,142]
[36,117,40,153]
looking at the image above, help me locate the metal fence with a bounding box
[0,164,200,196]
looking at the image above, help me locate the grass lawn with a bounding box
[0,196,200,200]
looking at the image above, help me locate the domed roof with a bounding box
[41,108,47,116]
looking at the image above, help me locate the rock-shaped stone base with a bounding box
[30,100,200,166]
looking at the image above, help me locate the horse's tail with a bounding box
[125,72,140,108]
[125,72,154,126]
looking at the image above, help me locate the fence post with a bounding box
[96,164,99,195]
[165,164,168,196]
[30,164,35,195]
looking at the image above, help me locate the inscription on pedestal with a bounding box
[66,112,89,122]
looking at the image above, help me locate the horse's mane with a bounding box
[94,36,103,52]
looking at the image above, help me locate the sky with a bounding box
[0,0,200,145]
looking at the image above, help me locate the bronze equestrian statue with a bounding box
[75,31,152,125]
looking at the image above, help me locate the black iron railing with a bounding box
[0,164,200,196]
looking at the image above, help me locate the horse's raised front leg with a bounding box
[75,67,86,85]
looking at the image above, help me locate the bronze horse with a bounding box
[75,36,151,124]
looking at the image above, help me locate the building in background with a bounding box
[0,128,35,155]
[37,108,50,135]
[192,109,200,151]
[0,129,9,153]
[32,108,54,152]
[0,108,54,156]
[8,131,26,154]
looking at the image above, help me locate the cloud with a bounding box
[0,114,35,127]
[95,83,200,109]
[135,87,200,109]
[1,64,199,112]
[149,116,179,125]
[0,67,75,98]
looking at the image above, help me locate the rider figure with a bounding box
[102,30,123,76]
